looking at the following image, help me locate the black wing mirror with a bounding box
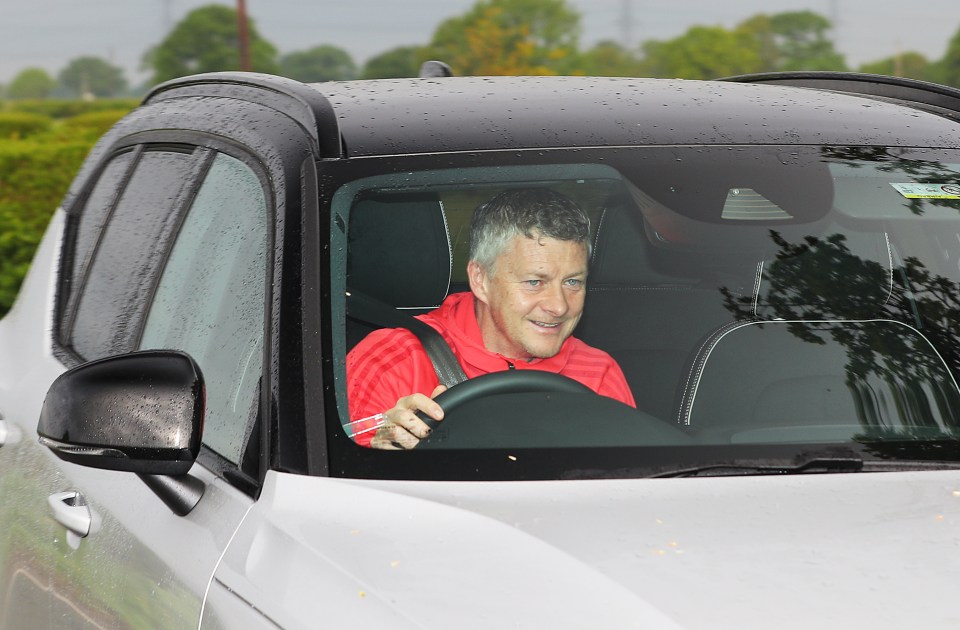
[38,350,204,476]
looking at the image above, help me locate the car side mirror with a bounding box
[38,350,204,476]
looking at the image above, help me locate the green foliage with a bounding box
[0,101,131,315]
[858,52,933,82]
[2,97,137,119]
[362,46,424,79]
[0,138,92,315]
[638,10,847,79]
[641,26,763,80]
[577,40,642,77]
[937,25,960,87]
[58,56,128,98]
[145,4,279,84]
[280,45,357,82]
[53,110,129,142]
[0,112,52,139]
[424,0,581,75]
[763,10,847,71]
[7,67,56,99]
[734,15,780,72]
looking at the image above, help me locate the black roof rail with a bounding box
[143,71,343,158]
[718,71,960,117]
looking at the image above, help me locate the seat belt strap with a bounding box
[403,317,468,389]
[346,292,467,388]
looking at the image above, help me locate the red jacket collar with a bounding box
[420,292,577,376]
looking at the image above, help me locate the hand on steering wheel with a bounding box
[415,371,591,445]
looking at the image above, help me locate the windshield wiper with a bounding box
[650,457,864,478]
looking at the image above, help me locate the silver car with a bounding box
[2,70,960,628]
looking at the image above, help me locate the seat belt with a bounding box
[402,317,468,389]
[346,291,467,388]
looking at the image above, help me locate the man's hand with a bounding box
[370,385,447,450]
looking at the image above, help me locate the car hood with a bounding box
[212,469,960,629]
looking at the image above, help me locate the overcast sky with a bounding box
[1,0,959,86]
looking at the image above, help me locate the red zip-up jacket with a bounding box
[346,292,636,446]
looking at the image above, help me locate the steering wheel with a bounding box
[415,371,592,432]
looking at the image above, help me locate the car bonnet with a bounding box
[214,469,960,629]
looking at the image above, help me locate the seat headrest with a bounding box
[754,227,894,321]
[590,202,758,294]
[590,202,661,284]
[347,193,452,308]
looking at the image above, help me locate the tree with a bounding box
[423,0,581,76]
[737,11,847,72]
[734,14,781,72]
[362,46,424,79]
[640,26,763,80]
[859,52,933,81]
[280,45,357,82]
[7,67,56,99]
[58,56,128,98]
[642,10,847,79]
[144,4,278,85]
[576,40,642,77]
[937,25,960,87]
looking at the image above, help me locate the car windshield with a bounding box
[324,145,960,480]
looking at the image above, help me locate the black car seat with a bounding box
[345,192,465,385]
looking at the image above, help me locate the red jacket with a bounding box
[346,292,636,446]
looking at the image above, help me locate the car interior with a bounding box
[338,150,960,449]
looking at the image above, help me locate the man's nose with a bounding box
[540,282,569,317]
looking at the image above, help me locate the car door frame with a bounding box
[31,91,318,627]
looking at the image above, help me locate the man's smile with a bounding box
[531,320,563,329]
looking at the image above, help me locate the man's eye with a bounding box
[525,279,542,287]
[564,278,584,287]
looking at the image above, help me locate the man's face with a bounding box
[469,233,588,361]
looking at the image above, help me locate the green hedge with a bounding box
[0,112,52,139]
[2,98,139,119]
[48,109,130,143]
[0,101,137,317]
[0,139,94,315]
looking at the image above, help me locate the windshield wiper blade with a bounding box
[650,457,864,478]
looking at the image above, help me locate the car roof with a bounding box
[146,73,960,159]
[317,75,960,156]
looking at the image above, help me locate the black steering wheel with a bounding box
[415,370,592,432]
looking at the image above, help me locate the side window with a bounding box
[139,153,268,465]
[70,149,198,360]
[68,151,135,301]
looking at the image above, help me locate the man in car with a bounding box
[346,187,636,449]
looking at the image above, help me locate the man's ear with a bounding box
[467,260,489,304]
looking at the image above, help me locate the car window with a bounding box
[69,148,199,360]
[66,150,135,309]
[139,152,268,464]
[325,147,960,480]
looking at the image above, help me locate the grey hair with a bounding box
[468,188,591,273]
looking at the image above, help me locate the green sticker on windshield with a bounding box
[891,183,960,199]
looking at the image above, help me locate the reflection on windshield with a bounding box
[719,228,960,441]
[587,145,960,445]
[823,146,960,216]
